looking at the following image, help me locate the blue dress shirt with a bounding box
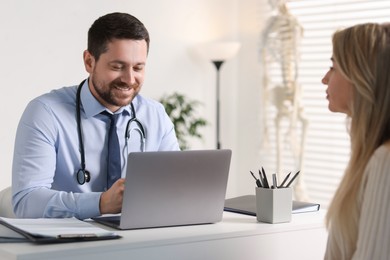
[12,80,180,219]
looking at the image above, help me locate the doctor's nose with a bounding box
[122,70,136,85]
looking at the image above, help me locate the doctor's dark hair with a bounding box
[87,12,150,61]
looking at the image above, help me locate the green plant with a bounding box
[159,92,208,150]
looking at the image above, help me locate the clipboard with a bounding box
[0,217,121,244]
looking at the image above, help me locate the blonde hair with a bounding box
[326,23,390,259]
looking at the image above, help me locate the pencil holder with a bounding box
[255,187,292,224]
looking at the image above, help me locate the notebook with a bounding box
[224,195,320,216]
[93,149,232,230]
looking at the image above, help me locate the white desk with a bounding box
[0,211,327,260]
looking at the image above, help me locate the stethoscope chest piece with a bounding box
[77,169,91,185]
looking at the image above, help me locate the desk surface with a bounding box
[0,211,327,260]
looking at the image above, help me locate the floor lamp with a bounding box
[213,60,224,149]
[200,42,240,149]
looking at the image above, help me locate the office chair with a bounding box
[0,186,16,218]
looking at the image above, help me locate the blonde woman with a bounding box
[322,23,390,259]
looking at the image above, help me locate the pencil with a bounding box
[286,171,300,188]
[279,172,291,188]
[250,171,263,187]
[260,167,269,188]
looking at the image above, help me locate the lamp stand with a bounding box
[212,60,225,149]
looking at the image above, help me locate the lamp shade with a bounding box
[198,41,241,61]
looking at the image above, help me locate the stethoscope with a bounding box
[76,79,146,185]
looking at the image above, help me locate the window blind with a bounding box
[259,0,390,208]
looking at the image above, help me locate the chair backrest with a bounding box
[0,186,16,218]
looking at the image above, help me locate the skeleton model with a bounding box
[260,0,309,200]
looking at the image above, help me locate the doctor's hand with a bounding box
[99,178,125,214]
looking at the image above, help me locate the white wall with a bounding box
[0,0,269,198]
[235,0,270,196]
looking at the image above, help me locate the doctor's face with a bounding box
[84,39,148,112]
[321,58,354,116]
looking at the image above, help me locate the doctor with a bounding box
[12,12,180,219]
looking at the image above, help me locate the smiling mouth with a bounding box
[113,84,131,91]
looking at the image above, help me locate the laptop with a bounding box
[93,149,232,230]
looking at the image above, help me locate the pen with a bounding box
[57,233,97,239]
[250,171,263,187]
[286,171,300,188]
[279,172,291,188]
[272,173,278,189]
[260,167,270,188]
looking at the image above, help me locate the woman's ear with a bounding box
[83,50,95,73]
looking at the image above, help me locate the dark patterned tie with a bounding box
[102,112,121,188]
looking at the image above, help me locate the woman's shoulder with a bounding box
[366,143,390,175]
[372,142,390,159]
